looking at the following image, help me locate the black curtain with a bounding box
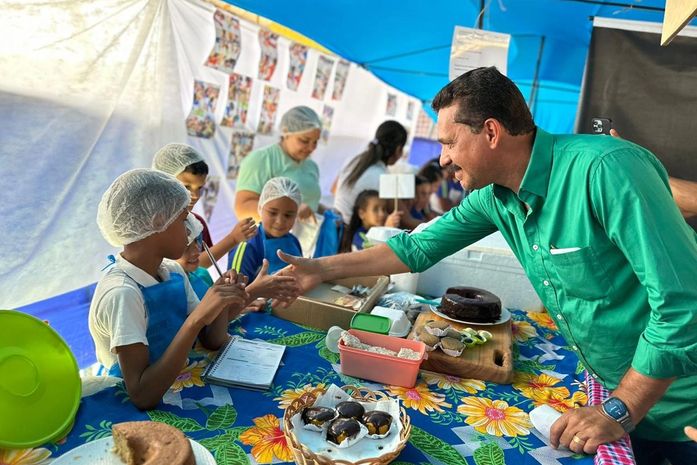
[577,25,697,182]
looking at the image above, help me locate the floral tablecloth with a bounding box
[11,309,594,465]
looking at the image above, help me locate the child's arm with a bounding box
[246,259,300,306]
[116,276,248,410]
[199,218,257,268]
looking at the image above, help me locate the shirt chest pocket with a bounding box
[548,246,613,301]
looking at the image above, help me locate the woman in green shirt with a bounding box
[235,106,325,222]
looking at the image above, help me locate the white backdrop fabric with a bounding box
[0,0,418,308]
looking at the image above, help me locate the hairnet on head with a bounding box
[185,213,204,245]
[280,106,322,135]
[258,177,302,212]
[97,169,190,246]
[152,143,205,176]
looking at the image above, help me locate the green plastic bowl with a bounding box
[0,310,81,448]
[350,313,391,335]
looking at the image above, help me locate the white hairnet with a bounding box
[185,213,204,245]
[258,177,302,212]
[152,143,205,176]
[280,106,322,135]
[97,169,190,246]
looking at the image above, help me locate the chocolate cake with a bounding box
[112,421,195,465]
[440,286,501,323]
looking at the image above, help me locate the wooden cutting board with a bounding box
[408,311,514,384]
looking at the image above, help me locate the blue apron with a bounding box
[261,227,302,275]
[106,270,190,377]
[188,267,213,301]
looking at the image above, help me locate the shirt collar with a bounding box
[115,253,170,287]
[518,127,554,202]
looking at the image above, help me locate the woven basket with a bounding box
[282,385,412,465]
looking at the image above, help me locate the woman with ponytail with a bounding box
[333,120,408,224]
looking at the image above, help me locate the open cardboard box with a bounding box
[271,276,389,331]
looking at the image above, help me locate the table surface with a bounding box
[22,308,593,465]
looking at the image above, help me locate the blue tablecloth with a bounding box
[27,309,592,465]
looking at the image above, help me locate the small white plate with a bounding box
[429,305,511,326]
[51,435,216,465]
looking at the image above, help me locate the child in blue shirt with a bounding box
[228,177,303,282]
[342,189,402,252]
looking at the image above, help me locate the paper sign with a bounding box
[449,26,510,80]
[379,174,415,199]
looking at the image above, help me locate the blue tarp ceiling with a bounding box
[226,0,676,133]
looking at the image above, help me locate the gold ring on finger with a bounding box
[572,435,586,444]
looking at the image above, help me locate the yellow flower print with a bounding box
[387,383,452,415]
[274,383,326,410]
[529,389,588,413]
[170,359,207,392]
[511,320,538,342]
[512,372,569,400]
[527,311,558,331]
[239,414,292,464]
[457,397,531,437]
[0,448,51,465]
[422,372,486,394]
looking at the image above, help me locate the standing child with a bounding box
[89,169,248,409]
[406,175,438,224]
[228,177,303,281]
[342,190,402,252]
[153,143,257,268]
[178,213,298,312]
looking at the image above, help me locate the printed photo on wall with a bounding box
[203,176,221,222]
[406,101,415,120]
[257,85,280,134]
[205,10,241,74]
[221,73,253,128]
[321,105,334,144]
[258,30,279,81]
[185,80,220,139]
[386,93,398,117]
[311,55,335,100]
[227,131,255,180]
[287,43,308,91]
[332,60,350,101]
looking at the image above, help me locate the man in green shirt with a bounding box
[278,67,697,464]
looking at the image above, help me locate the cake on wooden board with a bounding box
[112,421,195,465]
[440,286,501,323]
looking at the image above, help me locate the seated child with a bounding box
[89,169,248,410]
[400,175,438,228]
[342,189,402,252]
[153,143,257,268]
[228,177,303,280]
[178,213,296,313]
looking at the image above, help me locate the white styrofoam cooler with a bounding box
[415,231,543,311]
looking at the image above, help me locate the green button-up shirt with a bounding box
[388,128,697,441]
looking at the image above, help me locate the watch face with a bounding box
[604,398,627,420]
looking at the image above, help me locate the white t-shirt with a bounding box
[333,159,387,224]
[88,254,199,369]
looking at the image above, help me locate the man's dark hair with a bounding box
[431,66,535,136]
[182,160,209,176]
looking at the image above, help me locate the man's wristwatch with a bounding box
[600,397,635,433]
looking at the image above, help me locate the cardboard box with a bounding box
[272,276,389,331]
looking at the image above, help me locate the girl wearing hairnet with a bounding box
[228,177,303,280]
[234,106,327,222]
[89,169,248,409]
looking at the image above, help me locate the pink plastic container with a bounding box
[338,329,426,388]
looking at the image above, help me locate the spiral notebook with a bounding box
[203,336,286,391]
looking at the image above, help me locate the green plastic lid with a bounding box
[0,310,81,448]
[350,313,391,335]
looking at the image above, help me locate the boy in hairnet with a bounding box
[152,143,257,268]
[228,177,303,282]
[89,169,248,409]
[178,213,299,311]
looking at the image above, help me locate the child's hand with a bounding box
[230,217,257,243]
[248,259,300,302]
[242,298,268,314]
[385,211,403,228]
[195,273,249,326]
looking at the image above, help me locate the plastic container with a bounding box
[0,310,81,448]
[349,313,391,335]
[338,329,426,387]
[324,326,344,354]
[370,306,411,337]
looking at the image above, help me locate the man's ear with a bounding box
[483,118,502,148]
